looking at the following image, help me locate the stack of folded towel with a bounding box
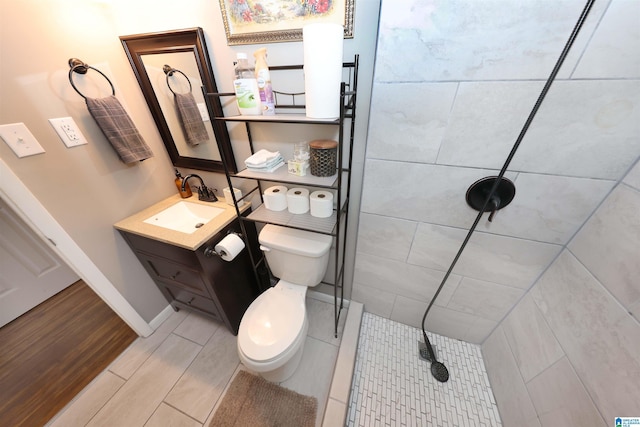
[245,149,285,173]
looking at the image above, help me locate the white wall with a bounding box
[0,0,381,323]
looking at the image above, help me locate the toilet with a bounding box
[237,224,332,382]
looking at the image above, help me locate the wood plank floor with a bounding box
[0,280,138,427]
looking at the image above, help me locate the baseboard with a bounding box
[148,305,175,331]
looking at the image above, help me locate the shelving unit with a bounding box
[205,55,359,336]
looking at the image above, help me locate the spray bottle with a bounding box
[253,48,275,115]
[233,53,262,115]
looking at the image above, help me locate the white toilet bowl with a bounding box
[237,224,332,382]
[237,281,308,382]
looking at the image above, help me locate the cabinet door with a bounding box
[137,252,210,297]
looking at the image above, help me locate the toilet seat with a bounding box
[238,283,305,363]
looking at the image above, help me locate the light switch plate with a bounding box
[48,117,88,148]
[197,103,211,122]
[0,123,45,158]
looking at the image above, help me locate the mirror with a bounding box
[120,28,236,173]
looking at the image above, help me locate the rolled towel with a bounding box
[86,95,153,164]
[174,92,209,146]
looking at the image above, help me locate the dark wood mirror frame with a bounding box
[120,28,236,173]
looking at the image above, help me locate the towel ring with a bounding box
[68,58,115,99]
[163,65,193,95]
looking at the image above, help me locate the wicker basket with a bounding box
[309,139,338,177]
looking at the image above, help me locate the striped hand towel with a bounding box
[86,95,153,164]
[174,92,209,146]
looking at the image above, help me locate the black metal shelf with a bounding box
[205,55,359,337]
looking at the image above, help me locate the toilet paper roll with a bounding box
[303,23,344,119]
[287,187,310,214]
[214,233,245,262]
[310,190,334,218]
[263,185,288,211]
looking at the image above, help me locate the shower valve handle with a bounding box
[487,195,501,222]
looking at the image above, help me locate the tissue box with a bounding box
[287,160,308,176]
[223,187,244,206]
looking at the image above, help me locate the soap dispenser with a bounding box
[174,169,192,198]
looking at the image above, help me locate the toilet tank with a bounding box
[259,224,332,287]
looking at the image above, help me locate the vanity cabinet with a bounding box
[119,217,261,335]
[205,55,359,336]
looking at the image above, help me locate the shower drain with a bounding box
[418,340,436,362]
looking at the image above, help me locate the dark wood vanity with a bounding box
[117,202,263,335]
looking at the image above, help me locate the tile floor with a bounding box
[46,294,347,427]
[347,312,502,427]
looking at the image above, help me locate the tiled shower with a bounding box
[352,0,640,424]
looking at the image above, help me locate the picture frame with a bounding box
[219,0,354,45]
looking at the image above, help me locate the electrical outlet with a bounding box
[0,123,45,158]
[48,117,88,148]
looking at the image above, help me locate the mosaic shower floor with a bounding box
[347,312,502,426]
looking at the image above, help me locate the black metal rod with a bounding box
[420,0,597,378]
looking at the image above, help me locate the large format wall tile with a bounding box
[388,295,496,343]
[438,80,640,179]
[530,251,640,421]
[360,160,515,228]
[408,223,562,289]
[353,251,461,306]
[573,0,640,79]
[569,185,640,314]
[356,213,417,261]
[374,0,607,82]
[423,304,498,344]
[526,357,606,426]
[366,82,457,163]
[501,294,565,383]
[351,281,395,318]
[446,277,524,322]
[623,159,640,190]
[437,81,543,170]
[481,326,539,426]
[476,173,614,244]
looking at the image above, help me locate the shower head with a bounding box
[421,330,450,383]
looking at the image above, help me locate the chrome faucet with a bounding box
[182,174,218,202]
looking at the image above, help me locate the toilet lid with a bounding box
[238,286,305,362]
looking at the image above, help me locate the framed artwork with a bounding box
[219,0,354,45]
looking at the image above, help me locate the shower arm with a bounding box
[420,0,597,377]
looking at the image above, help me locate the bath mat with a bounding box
[210,370,317,427]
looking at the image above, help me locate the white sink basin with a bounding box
[143,201,224,234]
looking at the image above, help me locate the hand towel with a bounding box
[174,92,209,146]
[248,159,285,173]
[245,149,281,167]
[86,95,153,164]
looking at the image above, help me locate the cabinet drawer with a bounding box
[124,232,200,268]
[163,285,221,320]
[138,252,209,296]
